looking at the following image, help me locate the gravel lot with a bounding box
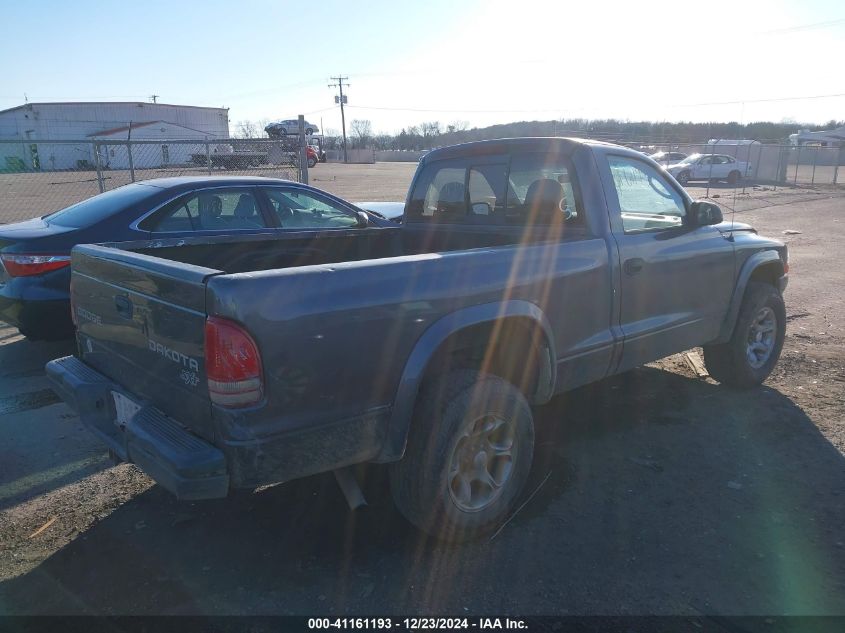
[0,163,843,616]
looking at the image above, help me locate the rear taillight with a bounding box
[204,317,263,408]
[1,253,70,277]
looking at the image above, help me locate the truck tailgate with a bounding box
[71,244,220,441]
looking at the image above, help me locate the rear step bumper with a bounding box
[46,355,229,501]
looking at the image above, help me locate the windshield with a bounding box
[45,183,158,228]
[676,153,701,165]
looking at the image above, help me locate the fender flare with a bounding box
[375,300,556,462]
[714,250,784,343]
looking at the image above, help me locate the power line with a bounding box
[673,92,845,107]
[346,104,569,114]
[758,17,845,35]
[345,91,845,116]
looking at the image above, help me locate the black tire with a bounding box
[676,171,690,185]
[388,370,535,542]
[727,170,740,185]
[703,281,786,388]
[305,127,314,136]
[278,127,287,136]
[307,157,317,168]
[19,320,74,341]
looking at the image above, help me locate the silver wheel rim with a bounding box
[448,415,517,513]
[746,306,777,369]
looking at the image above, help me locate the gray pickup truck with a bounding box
[47,137,788,541]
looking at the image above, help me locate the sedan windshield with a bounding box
[46,183,159,228]
[676,153,701,165]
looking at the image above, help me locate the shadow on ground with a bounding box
[1,367,844,616]
[0,332,105,511]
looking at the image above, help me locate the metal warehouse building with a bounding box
[0,101,229,171]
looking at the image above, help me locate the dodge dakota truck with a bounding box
[47,137,789,541]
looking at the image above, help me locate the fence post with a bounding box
[127,142,135,182]
[93,142,105,193]
[298,115,308,185]
[793,145,801,185]
[810,146,818,185]
[205,142,212,175]
[834,146,843,185]
[706,141,715,198]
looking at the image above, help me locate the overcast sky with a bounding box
[1,0,843,134]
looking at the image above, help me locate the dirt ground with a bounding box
[0,163,843,616]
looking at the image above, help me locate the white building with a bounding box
[0,101,229,170]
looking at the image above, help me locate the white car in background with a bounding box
[649,151,688,165]
[666,153,752,185]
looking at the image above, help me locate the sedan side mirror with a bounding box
[356,211,370,227]
[689,200,723,226]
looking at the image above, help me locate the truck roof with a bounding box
[420,137,616,163]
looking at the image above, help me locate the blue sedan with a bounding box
[0,176,388,340]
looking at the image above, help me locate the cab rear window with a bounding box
[406,153,581,227]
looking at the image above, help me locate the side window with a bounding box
[468,164,507,217]
[141,189,266,232]
[421,166,466,220]
[507,153,580,226]
[263,188,359,229]
[607,156,686,233]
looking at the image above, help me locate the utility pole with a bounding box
[149,94,159,104]
[328,76,349,163]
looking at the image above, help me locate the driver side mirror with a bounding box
[356,211,370,227]
[689,200,723,226]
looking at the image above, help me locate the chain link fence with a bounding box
[0,138,306,225]
[641,141,844,188]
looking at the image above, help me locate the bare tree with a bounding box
[236,120,259,138]
[446,120,469,134]
[420,121,442,148]
[350,119,373,149]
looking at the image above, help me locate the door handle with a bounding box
[624,258,645,275]
[114,295,133,320]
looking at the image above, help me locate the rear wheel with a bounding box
[703,281,786,388]
[727,170,741,185]
[676,171,690,185]
[305,127,314,136]
[19,319,74,341]
[307,156,317,168]
[389,370,535,542]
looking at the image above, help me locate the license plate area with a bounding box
[112,391,142,428]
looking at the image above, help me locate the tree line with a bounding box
[235,117,844,148]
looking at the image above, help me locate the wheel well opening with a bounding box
[422,318,549,401]
[749,262,782,287]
